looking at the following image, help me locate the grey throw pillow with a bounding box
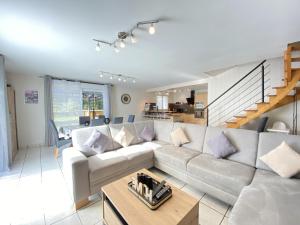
[140,126,154,142]
[207,132,237,158]
[81,129,109,156]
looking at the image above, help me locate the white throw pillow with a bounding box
[260,141,300,178]
[113,126,134,147]
[170,127,190,147]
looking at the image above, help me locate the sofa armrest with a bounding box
[62,147,90,204]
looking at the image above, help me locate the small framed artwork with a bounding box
[25,90,38,104]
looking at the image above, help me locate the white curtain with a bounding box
[52,80,82,128]
[0,55,11,172]
[44,75,54,146]
[103,84,112,119]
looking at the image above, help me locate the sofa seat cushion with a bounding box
[187,154,255,196]
[88,151,128,183]
[154,145,200,171]
[116,144,154,166]
[229,169,300,225]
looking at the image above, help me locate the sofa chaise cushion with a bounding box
[229,169,300,225]
[187,154,255,196]
[154,145,200,171]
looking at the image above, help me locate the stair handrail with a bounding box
[204,59,267,125]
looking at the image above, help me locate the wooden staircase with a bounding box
[226,42,300,128]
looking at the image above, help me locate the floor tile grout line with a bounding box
[18,146,28,179]
[200,200,227,216]
[219,215,226,225]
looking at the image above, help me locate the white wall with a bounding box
[207,57,300,133]
[111,85,148,121]
[7,73,45,149]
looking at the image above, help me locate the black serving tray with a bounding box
[128,176,172,210]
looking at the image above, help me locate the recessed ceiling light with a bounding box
[99,73,103,78]
[110,76,113,80]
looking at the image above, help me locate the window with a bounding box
[156,95,168,110]
[82,91,104,118]
[52,80,107,128]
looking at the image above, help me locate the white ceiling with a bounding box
[1,0,300,88]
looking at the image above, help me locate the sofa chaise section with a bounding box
[229,132,300,225]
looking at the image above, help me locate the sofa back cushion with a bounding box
[109,123,141,149]
[154,120,174,143]
[256,132,300,178]
[72,125,114,152]
[134,120,154,142]
[203,126,259,167]
[172,123,206,152]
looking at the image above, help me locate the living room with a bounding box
[1,1,300,225]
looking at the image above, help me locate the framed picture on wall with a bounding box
[25,90,38,104]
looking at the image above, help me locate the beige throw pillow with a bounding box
[170,127,190,147]
[260,141,300,178]
[113,127,134,147]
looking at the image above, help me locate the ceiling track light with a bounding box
[92,19,159,53]
[149,23,155,35]
[98,71,137,84]
[95,42,101,52]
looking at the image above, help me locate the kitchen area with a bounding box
[143,84,208,125]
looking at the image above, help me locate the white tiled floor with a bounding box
[0,147,230,225]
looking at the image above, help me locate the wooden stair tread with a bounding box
[234,115,246,118]
[244,109,257,112]
[292,57,300,62]
[273,86,287,89]
[225,121,237,124]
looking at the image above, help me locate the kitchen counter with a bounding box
[143,111,206,125]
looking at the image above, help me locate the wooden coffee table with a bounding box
[102,169,199,225]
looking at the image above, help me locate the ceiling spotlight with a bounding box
[95,42,101,52]
[99,73,103,78]
[114,45,120,53]
[118,76,122,82]
[120,40,125,48]
[130,34,137,44]
[149,23,155,35]
[123,79,127,83]
[132,79,136,83]
[110,76,113,80]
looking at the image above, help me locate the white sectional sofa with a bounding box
[62,120,300,225]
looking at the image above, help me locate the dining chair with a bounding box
[79,116,90,126]
[90,117,105,126]
[128,115,135,123]
[112,117,123,124]
[48,120,72,158]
